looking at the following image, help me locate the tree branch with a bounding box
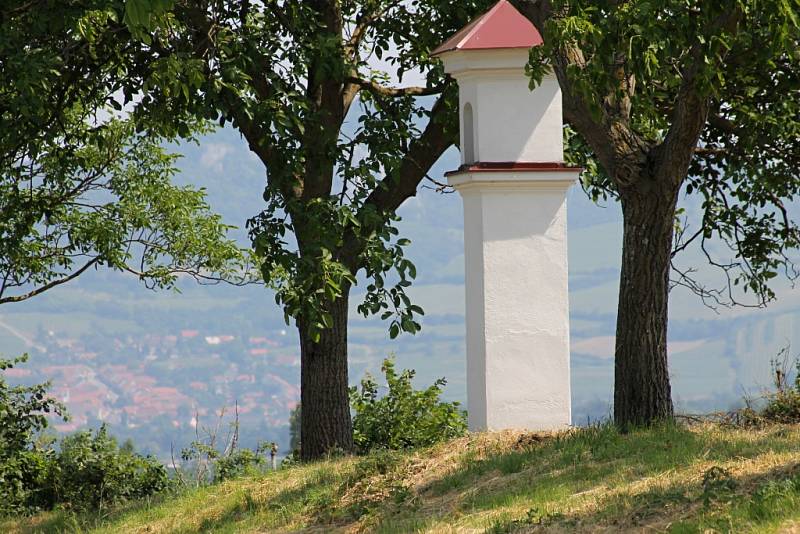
[656,7,743,186]
[339,89,457,270]
[181,3,277,172]
[510,0,648,188]
[345,76,445,98]
[0,257,101,305]
[366,89,455,215]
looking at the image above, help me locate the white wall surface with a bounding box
[444,49,564,164]
[453,172,578,430]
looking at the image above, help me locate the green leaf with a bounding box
[389,323,400,339]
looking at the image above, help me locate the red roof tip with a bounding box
[431,0,543,57]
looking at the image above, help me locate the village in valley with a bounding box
[4,324,299,456]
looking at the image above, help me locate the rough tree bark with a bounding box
[614,180,680,428]
[298,287,354,460]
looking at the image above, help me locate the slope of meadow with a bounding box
[5,423,800,533]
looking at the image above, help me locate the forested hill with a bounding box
[3,127,800,458]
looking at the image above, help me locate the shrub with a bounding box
[178,408,275,485]
[350,358,467,453]
[761,350,800,423]
[49,425,169,511]
[0,354,65,514]
[762,389,800,423]
[215,443,272,482]
[1,356,167,514]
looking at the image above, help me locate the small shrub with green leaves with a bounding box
[761,349,800,423]
[0,354,65,515]
[1,357,166,514]
[214,442,273,482]
[178,408,275,485]
[763,390,800,423]
[349,358,467,453]
[49,425,169,511]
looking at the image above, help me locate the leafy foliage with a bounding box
[0,118,250,303]
[215,443,274,482]
[349,358,467,453]
[177,407,275,486]
[761,349,800,423]
[180,439,273,485]
[103,0,492,342]
[0,355,65,514]
[0,357,166,515]
[521,0,800,308]
[49,426,168,512]
[1,1,252,305]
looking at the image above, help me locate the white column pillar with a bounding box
[451,170,577,431]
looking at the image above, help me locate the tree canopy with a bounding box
[1,1,250,304]
[118,0,484,339]
[520,0,800,307]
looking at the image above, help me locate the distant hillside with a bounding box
[6,423,800,533]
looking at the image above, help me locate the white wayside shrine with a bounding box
[432,0,580,431]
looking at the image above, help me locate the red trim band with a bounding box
[445,162,583,176]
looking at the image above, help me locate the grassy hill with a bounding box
[5,422,800,533]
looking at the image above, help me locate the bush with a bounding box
[762,390,800,423]
[215,443,272,482]
[178,408,275,485]
[761,349,800,423]
[0,354,65,514]
[49,425,169,511]
[1,356,168,515]
[180,438,273,484]
[350,358,467,453]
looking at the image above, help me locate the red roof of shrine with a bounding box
[431,0,543,57]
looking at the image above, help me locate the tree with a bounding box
[1,1,249,304]
[0,118,248,303]
[113,0,491,459]
[510,0,800,427]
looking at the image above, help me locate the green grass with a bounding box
[5,422,800,533]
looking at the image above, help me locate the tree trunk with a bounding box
[298,289,354,460]
[614,181,679,429]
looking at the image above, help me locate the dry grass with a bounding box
[4,423,800,534]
